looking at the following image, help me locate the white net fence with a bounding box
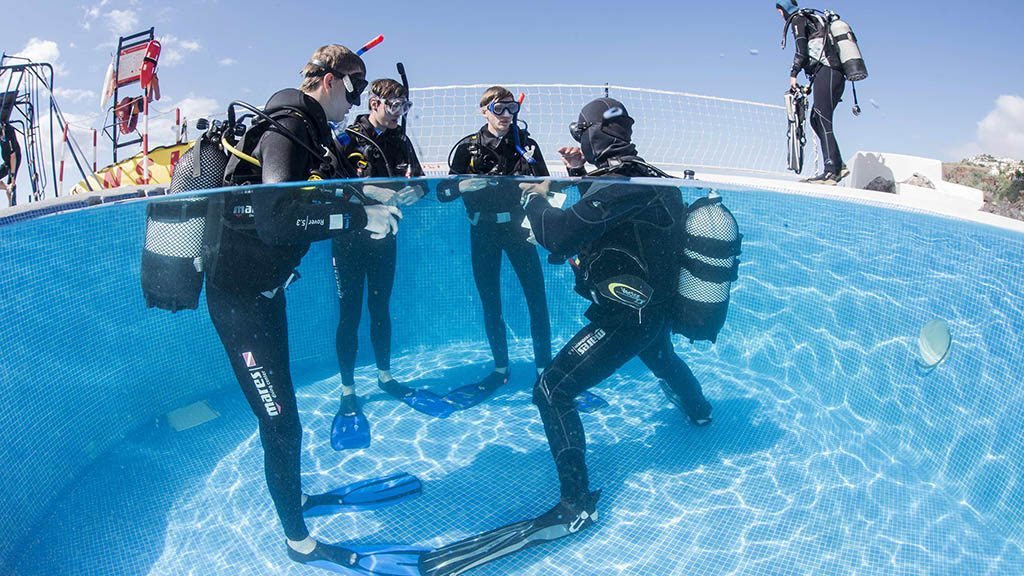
[375,84,789,177]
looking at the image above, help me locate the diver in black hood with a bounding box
[416,98,713,576]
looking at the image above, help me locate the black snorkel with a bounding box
[396,62,410,137]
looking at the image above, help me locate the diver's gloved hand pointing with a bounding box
[363,205,402,239]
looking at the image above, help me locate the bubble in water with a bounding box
[918,319,951,368]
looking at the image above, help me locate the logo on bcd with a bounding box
[242,351,256,368]
[609,282,649,308]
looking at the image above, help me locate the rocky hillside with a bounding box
[943,155,1024,221]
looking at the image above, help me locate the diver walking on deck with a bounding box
[778,0,866,185]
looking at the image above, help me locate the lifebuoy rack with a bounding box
[102,28,162,182]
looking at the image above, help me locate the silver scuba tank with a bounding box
[827,15,868,82]
[140,133,227,311]
[673,189,742,343]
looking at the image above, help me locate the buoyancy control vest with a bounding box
[572,159,742,341]
[140,99,332,311]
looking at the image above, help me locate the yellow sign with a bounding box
[72,142,194,193]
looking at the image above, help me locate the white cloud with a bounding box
[148,96,222,144]
[54,88,98,104]
[156,35,202,67]
[974,95,1024,161]
[81,2,105,29]
[107,9,139,35]
[218,58,237,66]
[13,38,66,75]
[162,50,184,66]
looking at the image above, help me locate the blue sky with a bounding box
[3,0,1023,170]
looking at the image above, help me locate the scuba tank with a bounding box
[781,9,868,81]
[674,189,742,343]
[140,127,228,312]
[827,15,868,82]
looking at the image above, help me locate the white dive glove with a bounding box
[362,184,397,206]
[363,205,402,239]
[458,178,489,193]
[395,185,424,206]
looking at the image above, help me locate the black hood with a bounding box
[577,98,637,167]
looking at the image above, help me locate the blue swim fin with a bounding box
[303,472,423,518]
[379,378,456,419]
[289,542,428,575]
[443,370,509,411]
[331,395,371,450]
[575,390,609,414]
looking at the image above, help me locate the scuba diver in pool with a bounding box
[417,98,715,576]
[329,77,426,451]
[204,44,422,572]
[778,0,848,185]
[376,86,554,418]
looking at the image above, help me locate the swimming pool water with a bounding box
[2,180,1023,575]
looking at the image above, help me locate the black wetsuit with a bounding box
[205,88,365,542]
[789,11,846,173]
[449,125,552,371]
[333,114,424,386]
[523,160,710,506]
[1,123,21,206]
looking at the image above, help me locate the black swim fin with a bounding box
[289,542,427,575]
[419,491,601,576]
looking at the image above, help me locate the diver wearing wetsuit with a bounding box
[418,97,715,576]
[1,122,20,206]
[204,45,403,569]
[524,98,713,522]
[329,78,425,449]
[446,85,552,396]
[779,0,847,184]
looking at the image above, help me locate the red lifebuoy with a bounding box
[139,41,162,90]
[116,97,143,134]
